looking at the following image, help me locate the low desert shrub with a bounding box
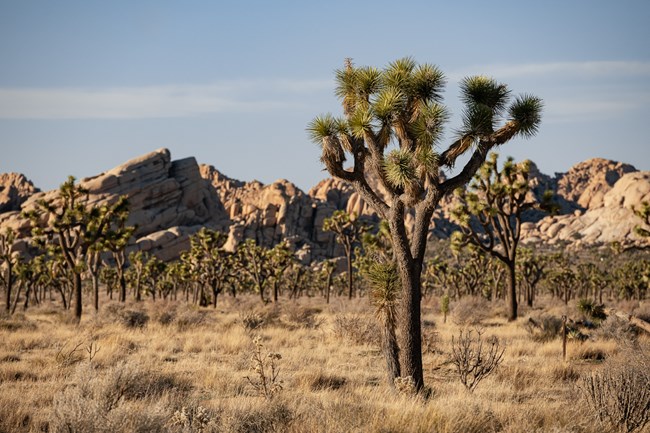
[592,316,638,342]
[245,336,283,399]
[524,314,564,342]
[283,306,323,329]
[450,327,505,392]
[119,309,150,329]
[578,361,650,433]
[331,313,379,345]
[51,361,186,432]
[221,399,293,433]
[302,372,347,391]
[451,297,490,326]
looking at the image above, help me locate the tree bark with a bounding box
[396,261,423,389]
[346,244,353,299]
[381,321,401,389]
[119,274,126,302]
[92,274,99,311]
[4,262,12,311]
[506,262,517,321]
[73,272,82,322]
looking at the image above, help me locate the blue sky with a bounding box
[1,0,649,191]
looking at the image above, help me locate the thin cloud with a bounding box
[544,89,650,123]
[0,79,333,119]
[448,60,650,81]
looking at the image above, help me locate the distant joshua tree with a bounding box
[451,153,541,321]
[308,57,542,389]
[25,176,129,322]
[323,210,366,299]
[0,228,18,311]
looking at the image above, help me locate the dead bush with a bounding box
[451,297,490,326]
[331,313,379,346]
[50,362,185,432]
[302,372,347,391]
[450,327,505,392]
[592,316,638,342]
[578,361,650,433]
[220,399,293,433]
[119,310,149,329]
[283,306,323,329]
[524,314,564,342]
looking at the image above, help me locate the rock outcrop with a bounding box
[201,164,335,262]
[0,149,230,260]
[555,158,636,210]
[0,173,39,213]
[1,149,648,261]
[522,171,650,247]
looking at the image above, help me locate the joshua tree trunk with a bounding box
[73,272,82,322]
[395,260,423,388]
[506,262,517,321]
[326,272,332,304]
[4,262,12,311]
[390,205,428,390]
[92,274,100,311]
[345,243,353,299]
[212,280,219,308]
[119,275,126,302]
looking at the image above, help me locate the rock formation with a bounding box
[0,149,648,262]
[0,173,39,213]
[522,170,650,247]
[0,149,229,261]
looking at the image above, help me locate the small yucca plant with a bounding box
[366,259,401,389]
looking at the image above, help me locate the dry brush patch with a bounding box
[0,295,647,433]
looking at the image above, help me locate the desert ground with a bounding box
[0,292,648,433]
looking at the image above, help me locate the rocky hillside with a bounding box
[0,149,648,262]
[0,173,39,213]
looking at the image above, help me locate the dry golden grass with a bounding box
[0,295,648,433]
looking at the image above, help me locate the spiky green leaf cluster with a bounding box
[384,148,416,188]
[508,95,543,138]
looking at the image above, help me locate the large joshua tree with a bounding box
[307,57,542,390]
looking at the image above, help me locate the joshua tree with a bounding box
[0,228,18,311]
[517,248,547,307]
[127,250,149,302]
[451,154,539,321]
[323,210,366,299]
[236,240,294,303]
[186,228,232,307]
[25,176,129,322]
[267,241,295,303]
[101,209,135,303]
[308,58,541,388]
[143,255,166,301]
[320,259,336,303]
